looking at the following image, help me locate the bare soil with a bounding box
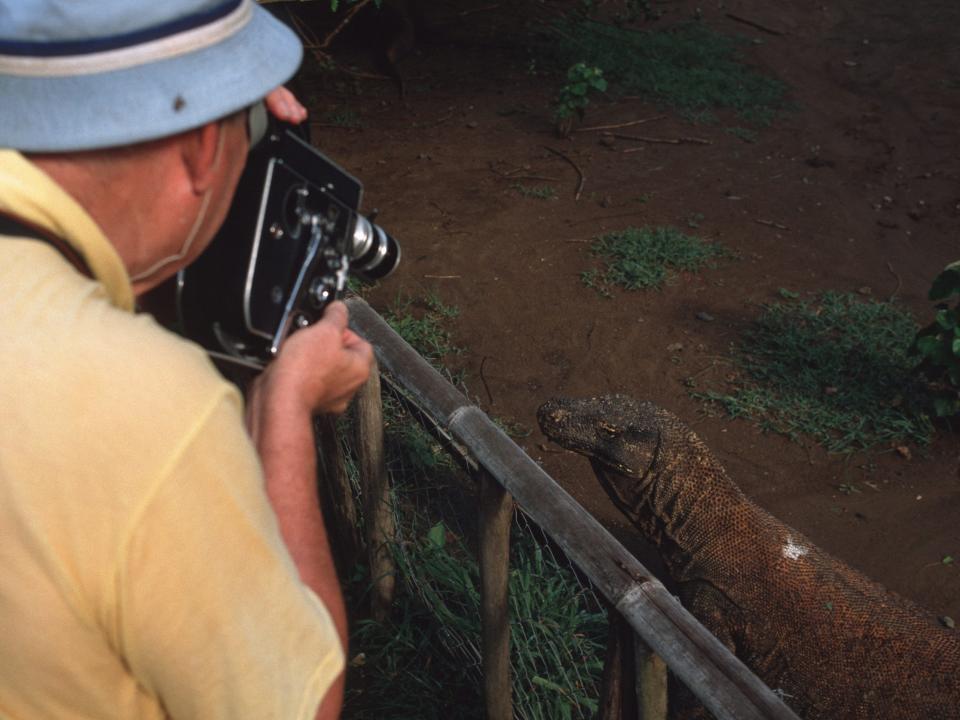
[297,0,960,619]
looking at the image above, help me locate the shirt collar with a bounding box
[0,149,135,312]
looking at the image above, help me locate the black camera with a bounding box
[170,118,400,370]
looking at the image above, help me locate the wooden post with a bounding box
[600,609,639,720]
[353,360,396,622]
[634,635,668,720]
[478,469,513,720]
[315,414,363,578]
[599,609,626,720]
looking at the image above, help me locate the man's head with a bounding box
[0,1,303,293]
[0,0,300,152]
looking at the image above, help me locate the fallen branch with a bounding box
[725,13,785,36]
[459,3,502,18]
[576,115,666,133]
[542,145,586,200]
[886,261,902,301]
[319,0,375,50]
[754,219,790,231]
[616,134,712,147]
[479,356,495,405]
[487,162,558,182]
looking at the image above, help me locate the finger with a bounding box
[320,301,349,331]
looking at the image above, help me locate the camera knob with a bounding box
[308,276,334,308]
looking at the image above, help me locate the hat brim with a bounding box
[0,4,302,152]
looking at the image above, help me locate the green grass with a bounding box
[345,513,606,720]
[319,105,362,128]
[383,292,462,368]
[513,183,559,200]
[549,19,788,125]
[582,225,732,293]
[696,292,935,453]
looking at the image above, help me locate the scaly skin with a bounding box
[538,395,960,720]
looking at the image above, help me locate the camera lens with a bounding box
[350,215,401,281]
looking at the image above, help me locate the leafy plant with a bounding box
[548,19,788,126]
[553,62,608,136]
[910,260,960,417]
[697,292,934,453]
[384,292,462,368]
[583,225,732,292]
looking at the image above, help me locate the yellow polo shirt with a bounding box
[0,150,343,719]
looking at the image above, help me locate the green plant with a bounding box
[696,292,934,453]
[726,126,758,143]
[552,62,608,136]
[583,225,732,293]
[911,261,960,417]
[548,19,788,126]
[384,292,461,368]
[320,106,362,128]
[513,183,558,200]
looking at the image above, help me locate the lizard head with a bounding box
[537,394,662,481]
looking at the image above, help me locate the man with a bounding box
[0,1,372,717]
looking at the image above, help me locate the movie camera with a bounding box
[170,116,400,370]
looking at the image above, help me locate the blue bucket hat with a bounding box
[0,0,303,152]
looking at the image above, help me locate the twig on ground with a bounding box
[755,219,790,230]
[459,3,502,17]
[618,134,712,149]
[479,356,494,405]
[576,116,666,133]
[886,261,903,301]
[320,0,375,49]
[725,13,785,36]
[423,274,462,279]
[542,145,586,200]
[488,162,558,183]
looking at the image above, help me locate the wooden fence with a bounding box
[324,296,800,720]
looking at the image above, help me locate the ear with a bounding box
[180,121,222,194]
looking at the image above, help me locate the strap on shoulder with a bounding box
[0,211,93,279]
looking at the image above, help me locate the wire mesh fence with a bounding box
[338,375,608,719]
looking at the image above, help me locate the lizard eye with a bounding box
[598,421,621,438]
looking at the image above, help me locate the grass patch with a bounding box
[696,292,934,453]
[383,291,462,368]
[583,225,732,293]
[513,183,559,200]
[548,19,788,125]
[346,513,606,720]
[319,105,362,128]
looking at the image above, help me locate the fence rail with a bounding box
[340,295,799,720]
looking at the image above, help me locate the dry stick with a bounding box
[459,3,502,17]
[754,218,790,231]
[725,13,785,36]
[617,134,713,148]
[479,356,495,406]
[487,162,558,183]
[576,115,667,133]
[886,261,903,301]
[542,145,586,200]
[319,0,375,49]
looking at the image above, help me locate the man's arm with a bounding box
[245,301,373,719]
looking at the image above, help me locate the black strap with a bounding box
[0,211,92,278]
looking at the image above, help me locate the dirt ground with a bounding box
[293,0,959,620]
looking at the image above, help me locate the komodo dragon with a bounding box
[537,394,960,720]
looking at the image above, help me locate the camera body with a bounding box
[172,120,399,369]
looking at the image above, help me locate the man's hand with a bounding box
[246,301,373,431]
[265,86,308,125]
